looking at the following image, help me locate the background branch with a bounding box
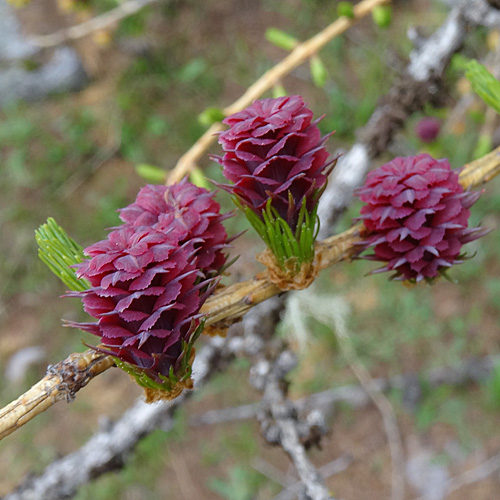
[30,0,159,49]
[256,353,334,500]
[319,0,485,236]
[189,354,500,427]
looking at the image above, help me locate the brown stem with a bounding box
[0,352,114,440]
[458,145,500,188]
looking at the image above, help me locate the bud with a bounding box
[356,154,487,282]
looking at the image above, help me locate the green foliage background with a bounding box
[1,1,500,499]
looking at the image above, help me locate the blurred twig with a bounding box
[189,354,500,426]
[166,0,391,185]
[30,0,159,48]
[332,308,405,500]
[253,349,334,500]
[270,457,353,500]
[412,449,500,500]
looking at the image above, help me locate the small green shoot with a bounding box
[372,6,392,29]
[198,106,225,127]
[310,55,328,88]
[135,163,167,184]
[237,197,319,272]
[265,27,298,51]
[35,218,90,292]
[337,1,355,18]
[189,167,211,189]
[272,83,287,98]
[472,134,493,160]
[465,59,500,115]
[484,361,500,409]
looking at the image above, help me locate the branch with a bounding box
[412,450,500,500]
[189,354,500,426]
[0,351,113,440]
[30,0,159,49]
[252,349,334,500]
[2,334,235,500]
[166,0,391,185]
[1,146,499,441]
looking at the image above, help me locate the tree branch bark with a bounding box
[30,0,159,48]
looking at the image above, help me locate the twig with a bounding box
[30,0,159,49]
[271,457,353,500]
[333,317,406,500]
[0,351,114,440]
[166,0,391,185]
[458,145,500,187]
[252,457,293,489]
[411,450,500,500]
[254,350,335,500]
[188,354,499,427]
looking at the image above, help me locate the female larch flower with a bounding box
[415,117,441,143]
[68,181,230,398]
[213,95,335,279]
[118,181,231,276]
[356,154,486,282]
[215,95,333,231]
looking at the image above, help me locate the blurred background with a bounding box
[1,0,500,498]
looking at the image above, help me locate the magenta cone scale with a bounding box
[214,95,334,232]
[68,181,229,384]
[356,154,486,282]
